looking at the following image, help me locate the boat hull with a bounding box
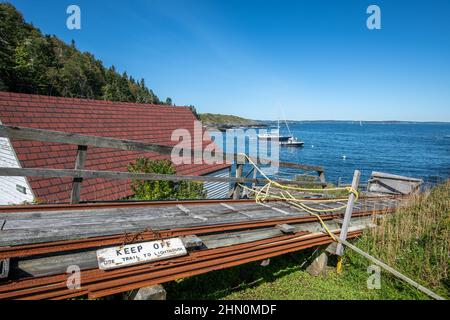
[257,135,292,142]
[280,141,304,147]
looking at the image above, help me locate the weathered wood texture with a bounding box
[0,124,324,173]
[368,171,423,195]
[0,124,327,202]
[336,170,361,256]
[233,164,244,200]
[0,258,9,279]
[9,216,377,279]
[0,197,401,248]
[0,167,327,188]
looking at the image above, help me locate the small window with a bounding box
[16,185,27,194]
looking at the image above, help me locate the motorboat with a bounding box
[280,136,305,147]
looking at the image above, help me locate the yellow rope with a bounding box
[237,153,359,273]
[237,153,358,214]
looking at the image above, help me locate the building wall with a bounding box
[204,167,231,199]
[0,135,34,205]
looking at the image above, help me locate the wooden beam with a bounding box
[0,124,178,157]
[8,218,375,279]
[318,171,326,185]
[70,145,87,204]
[336,170,361,256]
[252,166,257,190]
[233,164,244,200]
[0,167,327,187]
[181,235,204,249]
[0,258,9,279]
[272,159,324,173]
[276,224,296,234]
[0,125,324,173]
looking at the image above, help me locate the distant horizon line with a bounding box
[258,119,450,124]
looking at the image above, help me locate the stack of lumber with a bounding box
[0,197,402,299]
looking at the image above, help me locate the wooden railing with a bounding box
[0,125,326,203]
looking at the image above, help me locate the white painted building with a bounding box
[0,124,34,205]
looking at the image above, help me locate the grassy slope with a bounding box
[199,113,261,126]
[165,181,449,300]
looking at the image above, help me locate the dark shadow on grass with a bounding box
[164,247,321,300]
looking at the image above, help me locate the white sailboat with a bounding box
[258,118,304,147]
[257,119,292,141]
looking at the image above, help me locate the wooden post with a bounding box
[233,163,244,200]
[70,145,87,204]
[318,170,326,188]
[0,258,9,279]
[123,284,167,300]
[336,170,360,256]
[252,166,257,190]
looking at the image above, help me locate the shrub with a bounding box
[127,158,205,200]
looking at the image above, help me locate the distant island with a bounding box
[198,116,450,131]
[199,113,267,131]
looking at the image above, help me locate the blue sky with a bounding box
[6,0,450,121]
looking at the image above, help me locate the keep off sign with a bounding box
[96,238,187,270]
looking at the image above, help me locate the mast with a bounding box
[280,108,293,137]
[284,118,293,136]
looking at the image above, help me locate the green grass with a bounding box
[165,249,430,300]
[165,181,450,300]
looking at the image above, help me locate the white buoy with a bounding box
[342,155,346,160]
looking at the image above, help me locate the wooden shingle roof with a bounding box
[0,92,229,203]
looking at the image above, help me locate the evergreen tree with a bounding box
[0,3,166,105]
[189,105,200,120]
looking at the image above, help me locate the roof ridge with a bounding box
[0,91,190,109]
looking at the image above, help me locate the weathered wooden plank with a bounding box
[0,218,202,246]
[0,200,282,221]
[10,227,291,278]
[368,172,423,195]
[181,235,204,248]
[176,205,208,222]
[318,171,326,184]
[0,125,324,173]
[2,211,209,230]
[0,124,181,158]
[0,167,326,188]
[219,203,253,218]
[2,205,283,231]
[8,216,377,279]
[0,258,10,279]
[2,203,305,233]
[257,202,291,215]
[0,209,289,246]
[276,224,296,234]
[0,196,397,247]
[336,170,361,256]
[232,164,244,200]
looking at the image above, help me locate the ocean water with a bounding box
[224,122,450,185]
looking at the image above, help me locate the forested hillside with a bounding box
[0,3,169,104]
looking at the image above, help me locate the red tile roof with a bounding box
[0,92,229,203]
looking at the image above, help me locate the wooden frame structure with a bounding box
[0,125,326,204]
